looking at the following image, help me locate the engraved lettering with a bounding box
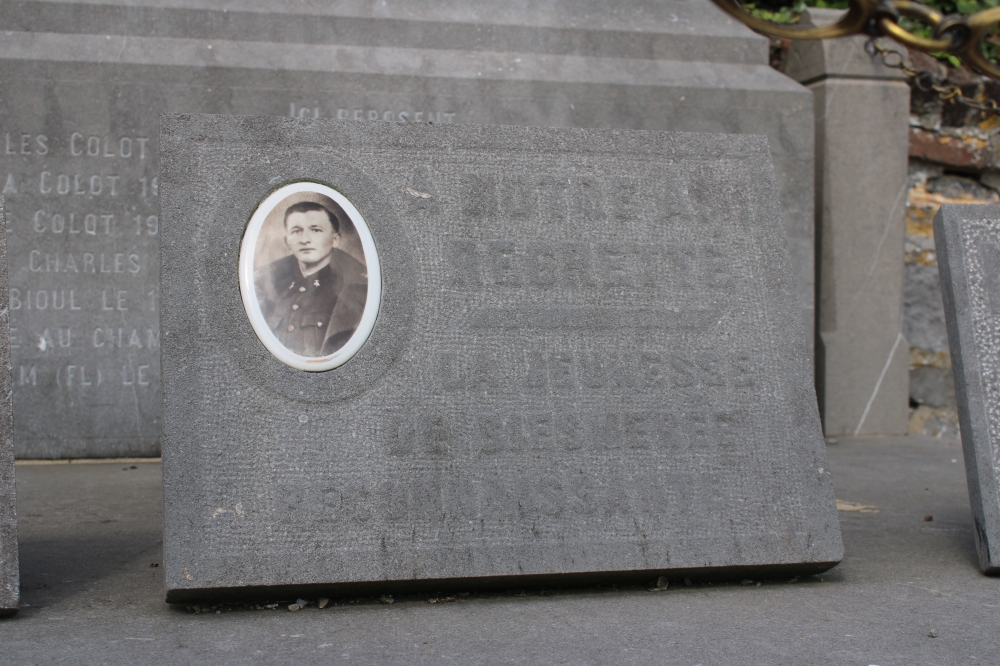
[19,365,36,386]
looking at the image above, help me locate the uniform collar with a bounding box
[295,260,335,284]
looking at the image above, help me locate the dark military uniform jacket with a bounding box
[254,250,368,357]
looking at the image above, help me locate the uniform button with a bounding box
[292,304,299,310]
[299,286,306,292]
[287,325,295,332]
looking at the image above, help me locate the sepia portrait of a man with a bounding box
[252,193,369,358]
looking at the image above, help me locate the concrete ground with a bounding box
[1,435,998,665]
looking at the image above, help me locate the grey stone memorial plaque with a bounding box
[935,204,1000,573]
[160,116,840,602]
[0,0,814,459]
[0,195,18,616]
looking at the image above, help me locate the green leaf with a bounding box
[955,0,982,15]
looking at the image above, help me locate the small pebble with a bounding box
[379,595,394,604]
[656,576,669,590]
[928,629,938,638]
[740,579,754,586]
[288,603,300,612]
[295,598,309,608]
[924,515,934,521]
[317,598,329,609]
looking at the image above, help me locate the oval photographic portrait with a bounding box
[239,182,381,372]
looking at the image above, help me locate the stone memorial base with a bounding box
[160,117,840,602]
[935,203,1000,573]
[0,0,814,460]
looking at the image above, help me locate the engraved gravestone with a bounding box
[0,0,814,458]
[0,195,18,617]
[160,116,841,601]
[935,203,1000,573]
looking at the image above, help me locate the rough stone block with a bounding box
[904,264,949,353]
[909,366,956,410]
[0,0,814,458]
[160,116,841,602]
[935,203,1000,572]
[0,195,18,617]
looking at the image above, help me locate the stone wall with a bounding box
[904,50,1000,437]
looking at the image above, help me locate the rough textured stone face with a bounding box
[160,116,840,602]
[935,203,1000,572]
[0,0,814,458]
[0,195,18,616]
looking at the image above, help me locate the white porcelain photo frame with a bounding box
[239,181,381,372]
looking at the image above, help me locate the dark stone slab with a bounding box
[0,195,18,616]
[0,0,814,458]
[159,116,840,602]
[935,203,1000,573]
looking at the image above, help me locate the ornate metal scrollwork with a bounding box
[709,0,1000,79]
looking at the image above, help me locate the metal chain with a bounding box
[865,39,1000,114]
[709,0,1000,80]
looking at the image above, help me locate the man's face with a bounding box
[284,209,338,269]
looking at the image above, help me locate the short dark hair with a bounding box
[283,201,340,234]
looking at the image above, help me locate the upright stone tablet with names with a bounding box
[935,204,1000,573]
[0,195,18,617]
[160,116,841,601]
[0,0,814,459]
